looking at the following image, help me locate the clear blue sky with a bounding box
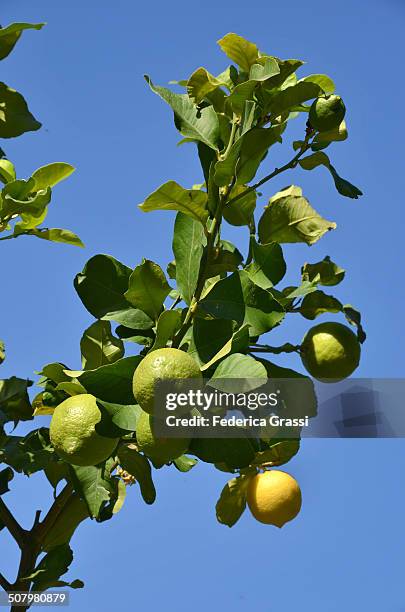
[1,1,405,610]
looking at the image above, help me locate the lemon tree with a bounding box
[0,25,365,606]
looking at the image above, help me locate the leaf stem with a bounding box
[220,118,238,160]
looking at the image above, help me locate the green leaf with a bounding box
[281,280,319,301]
[31,162,75,190]
[38,363,71,385]
[0,159,16,183]
[44,461,70,490]
[226,81,258,116]
[226,59,280,117]
[25,544,77,592]
[80,320,124,370]
[70,464,115,520]
[77,356,141,405]
[187,67,227,104]
[301,256,345,286]
[300,290,342,319]
[239,271,285,336]
[299,152,363,199]
[198,271,284,337]
[117,444,156,504]
[217,33,259,72]
[41,494,89,552]
[1,179,50,217]
[223,185,256,226]
[112,479,127,515]
[266,81,321,116]
[1,429,54,476]
[110,309,154,330]
[13,207,48,231]
[241,100,256,134]
[173,212,205,304]
[206,240,243,277]
[0,22,44,60]
[209,353,267,392]
[0,83,41,138]
[145,76,219,150]
[313,120,348,145]
[16,228,84,247]
[197,142,216,190]
[139,180,208,223]
[125,259,171,320]
[0,340,4,364]
[74,254,138,322]
[198,272,245,325]
[191,319,234,365]
[0,467,13,495]
[214,138,242,187]
[328,165,363,199]
[190,436,256,470]
[173,455,198,472]
[236,125,284,185]
[299,74,335,94]
[116,325,155,346]
[249,57,280,82]
[200,324,250,371]
[245,239,286,289]
[0,377,32,423]
[216,475,250,527]
[258,185,336,245]
[150,310,182,351]
[258,359,317,419]
[252,439,300,467]
[343,304,367,343]
[95,400,140,436]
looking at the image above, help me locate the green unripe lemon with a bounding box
[136,409,190,466]
[133,348,202,415]
[49,394,119,466]
[309,95,346,132]
[301,321,360,382]
[247,470,302,527]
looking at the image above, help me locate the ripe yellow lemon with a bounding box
[49,394,119,466]
[136,409,190,466]
[247,470,302,527]
[301,321,360,381]
[133,347,202,415]
[309,95,346,132]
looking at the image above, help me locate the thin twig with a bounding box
[226,138,312,209]
[32,510,41,529]
[0,498,26,549]
[249,343,301,354]
[0,572,11,591]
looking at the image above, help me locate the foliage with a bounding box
[0,27,365,603]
